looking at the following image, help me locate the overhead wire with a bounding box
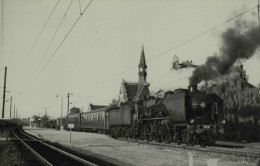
[35,0,74,72]
[38,0,93,76]
[147,6,258,62]
[153,34,260,87]
[16,0,93,95]
[17,2,258,98]
[16,0,61,78]
[70,95,93,104]
[88,5,258,88]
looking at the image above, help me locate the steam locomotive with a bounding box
[67,85,225,146]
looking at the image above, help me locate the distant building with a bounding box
[88,104,108,111]
[201,61,260,110]
[117,46,150,105]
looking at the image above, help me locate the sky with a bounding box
[0,0,260,118]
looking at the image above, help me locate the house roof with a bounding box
[245,82,257,89]
[122,82,139,101]
[89,104,108,111]
[134,83,150,102]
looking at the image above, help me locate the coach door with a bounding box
[105,112,109,129]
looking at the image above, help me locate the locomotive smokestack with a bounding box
[188,85,197,92]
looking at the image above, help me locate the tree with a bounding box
[70,107,81,114]
[32,115,40,122]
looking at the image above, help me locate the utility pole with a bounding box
[13,104,15,118]
[67,93,72,126]
[1,66,7,118]
[67,93,70,116]
[60,97,63,129]
[45,108,47,127]
[9,96,12,118]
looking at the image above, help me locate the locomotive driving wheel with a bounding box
[187,134,197,146]
[163,134,172,144]
[174,132,182,145]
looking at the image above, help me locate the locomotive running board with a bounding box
[138,117,171,121]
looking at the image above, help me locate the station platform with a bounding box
[22,126,259,166]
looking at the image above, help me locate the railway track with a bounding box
[117,138,260,158]
[13,128,98,166]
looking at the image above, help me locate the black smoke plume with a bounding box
[189,19,260,85]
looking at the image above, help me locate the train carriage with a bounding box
[67,113,81,130]
[79,106,117,132]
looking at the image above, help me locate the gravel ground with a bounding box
[23,127,260,166]
[0,140,25,166]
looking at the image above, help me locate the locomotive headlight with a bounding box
[190,119,194,124]
[200,102,206,108]
[222,120,226,124]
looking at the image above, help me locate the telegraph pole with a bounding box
[67,93,70,126]
[45,107,47,127]
[1,66,7,118]
[67,93,70,116]
[9,96,12,118]
[13,104,15,118]
[60,97,63,129]
[67,93,72,127]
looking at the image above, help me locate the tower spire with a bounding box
[139,45,147,68]
[138,45,147,83]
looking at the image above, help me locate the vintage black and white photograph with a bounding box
[0,0,260,165]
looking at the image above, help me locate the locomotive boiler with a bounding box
[133,85,225,146]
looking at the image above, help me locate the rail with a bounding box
[13,128,98,166]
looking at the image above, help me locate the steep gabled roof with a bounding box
[122,81,139,101]
[244,82,257,89]
[133,83,150,102]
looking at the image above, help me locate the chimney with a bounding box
[188,85,197,92]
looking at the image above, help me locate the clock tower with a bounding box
[138,45,147,83]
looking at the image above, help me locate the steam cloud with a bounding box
[189,19,260,85]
